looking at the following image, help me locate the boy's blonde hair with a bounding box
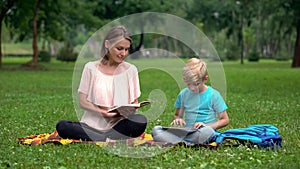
[182,58,207,84]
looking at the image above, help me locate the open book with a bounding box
[108,101,151,117]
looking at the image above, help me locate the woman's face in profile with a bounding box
[106,38,131,64]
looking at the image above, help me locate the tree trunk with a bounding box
[0,0,15,68]
[0,20,3,68]
[129,26,144,59]
[25,0,42,67]
[173,38,178,57]
[238,23,244,64]
[238,11,244,64]
[292,19,300,68]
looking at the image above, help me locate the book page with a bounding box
[114,106,137,117]
[107,101,151,114]
[108,104,139,113]
[139,101,151,107]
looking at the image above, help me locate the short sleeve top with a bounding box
[78,61,141,131]
[174,86,227,127]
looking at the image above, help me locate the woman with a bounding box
[56,26,147,141]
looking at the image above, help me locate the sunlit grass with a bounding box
[0,58,299,168]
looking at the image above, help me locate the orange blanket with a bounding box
[17,131,218,148]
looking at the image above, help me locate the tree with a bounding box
[4,0,43,68]
[93,0,180,56]
[185,0,298,65]
[290,0,300,67]
[292,19,300,67]
[27,0,99,67]
[4,0,100,67]
[25,0,42,67]
[0,0,14,68]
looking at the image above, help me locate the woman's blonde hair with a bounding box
[100,26,132,64]
[182,58,207,84]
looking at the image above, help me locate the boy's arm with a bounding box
[206,110,229,130]
[171,108,186,126]
[174,108,184,119]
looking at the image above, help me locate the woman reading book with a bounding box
[56,26,147,141]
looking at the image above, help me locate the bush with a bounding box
[248,51,260,62]
[57,45,78,62]
[226,44,240,60]
[39,50,51,62]
[275,56,290,61]
[275,52,292,61]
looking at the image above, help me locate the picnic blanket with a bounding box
[17,130,218,148]
[18,124,282,149]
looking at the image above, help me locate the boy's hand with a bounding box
[171,118,186,126]
[193,122,206,129]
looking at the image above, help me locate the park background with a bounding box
[0,0,300,168]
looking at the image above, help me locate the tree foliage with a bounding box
[0,0,14,68]
[3,0,100,67]
[1,0,299,67]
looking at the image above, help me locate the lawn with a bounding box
[2,43,33,55]
[0,57,299,169]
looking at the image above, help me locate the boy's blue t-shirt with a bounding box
[174,86,227,127]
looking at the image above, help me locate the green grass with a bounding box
[2,43,33,55]
[0,58,299,169]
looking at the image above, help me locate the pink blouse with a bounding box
[78,61,141,131]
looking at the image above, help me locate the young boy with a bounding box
[152,58,229,144]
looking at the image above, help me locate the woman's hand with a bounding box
[78,93,126,119]
[171,118,186,126]
[193,122,206,129]
[99,108,120,118]
[103,112,119,118]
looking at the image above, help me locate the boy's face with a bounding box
[186,82,204,94]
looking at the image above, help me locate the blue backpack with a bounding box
[214,124,282,149]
